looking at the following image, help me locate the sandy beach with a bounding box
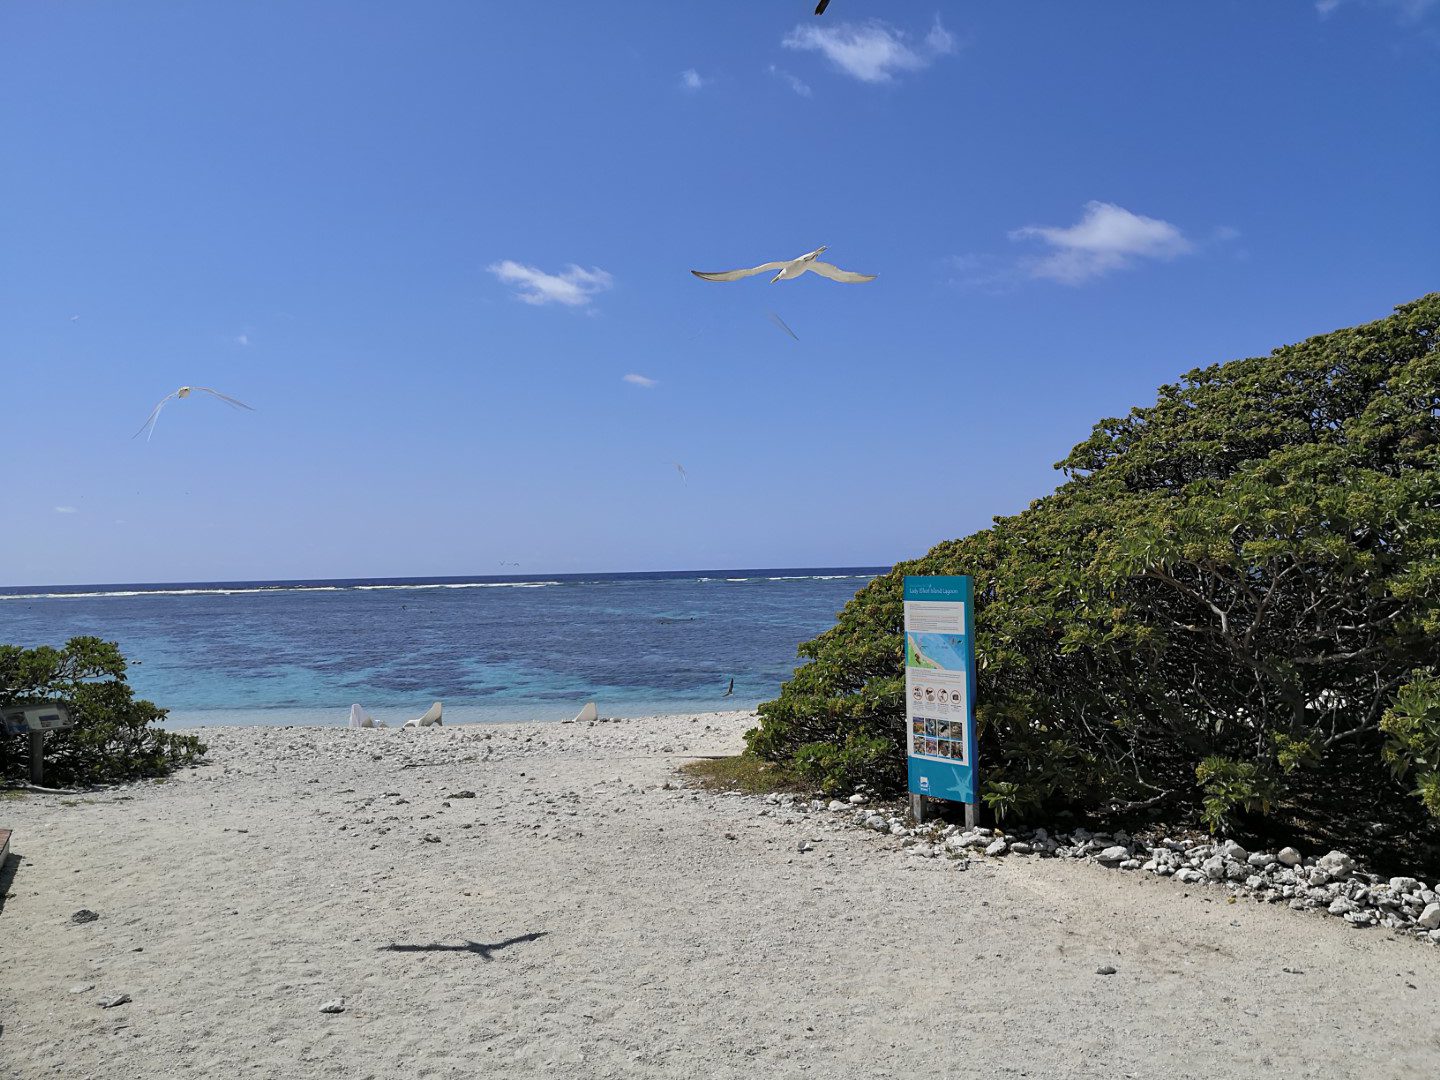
[2,710,1438,1080]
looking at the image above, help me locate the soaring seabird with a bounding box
[691,246,875,285]
[134,386,254,441]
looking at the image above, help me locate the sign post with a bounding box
[903,576,977,826]
[2,701,76,787]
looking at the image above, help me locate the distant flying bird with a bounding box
[723,678,734,697]
[691,246,875,285]
[671,462,688,484]
[815,0,831,12]
[133,386,254,441]
[767,311,800,341]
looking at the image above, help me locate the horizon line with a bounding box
[0,564,895,594]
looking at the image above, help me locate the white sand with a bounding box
[2,710,1437,1079]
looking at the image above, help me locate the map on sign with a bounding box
[906,632,968,672]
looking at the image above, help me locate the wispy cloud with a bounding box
[235,333,250,346]
[782,17,954,83]
[1008,201,1192,284]
[679,68,705,92]
[943,253,1022,295]
[54,505,78,514]
[1317,0,1437,20]
[487,261,614,307]
[623,373,657,388]
[768,64,812,97]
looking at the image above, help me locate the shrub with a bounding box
[0,637,205,786]
[748,294,1440,833]
[1380,668,1440,819]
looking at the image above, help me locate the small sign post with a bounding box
[2,701,76,786]
[903,576,978,827]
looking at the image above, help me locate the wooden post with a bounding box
[28,731,44,786]
[909,793,924,825]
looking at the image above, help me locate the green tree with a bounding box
[749,294,1440,833]
[0,636,206,786]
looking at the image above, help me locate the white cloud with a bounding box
[782,17,954,83]
[768,64,812,97]
[487,261,614,307]
[623,373,657,388]
[54,505,78,514]
[235,333,250,346]
[680,68,705,92]
[1008,201,1192,284]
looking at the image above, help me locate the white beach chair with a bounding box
[402,701,443,729]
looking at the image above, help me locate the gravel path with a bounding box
[1,711,1437,1079]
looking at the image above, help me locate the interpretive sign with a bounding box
[904,575,977,806]
[2,700,74,786]
[1,701,75,737]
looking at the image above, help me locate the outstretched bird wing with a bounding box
[815,0,831,12]
[133,391,179,441]
[807,261,876,284]
[194,387,255,410]
[691,262,787,282]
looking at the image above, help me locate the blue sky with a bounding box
[1,1,1436,585]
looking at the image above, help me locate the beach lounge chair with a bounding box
[402,701,443,729]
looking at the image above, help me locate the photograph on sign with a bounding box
[905,669,968,765]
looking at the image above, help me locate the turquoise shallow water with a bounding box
[0,569,884,727]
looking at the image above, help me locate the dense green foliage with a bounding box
[750,295,1440,834]
[0,637,206,786]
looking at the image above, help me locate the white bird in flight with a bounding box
[133,386,254,441]
[691,245,875,285]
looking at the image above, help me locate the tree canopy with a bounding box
[749,294,1440,837]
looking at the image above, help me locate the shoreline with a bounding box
[3,710,1438,1079]
[157,700,764,729]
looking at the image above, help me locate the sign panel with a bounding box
[904,575,977,804]
[2,701,75,736]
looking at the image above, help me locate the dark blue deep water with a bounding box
[0,569,884,726]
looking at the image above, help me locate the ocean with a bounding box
[0,569,885,727]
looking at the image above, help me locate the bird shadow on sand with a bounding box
[379,931,547,961]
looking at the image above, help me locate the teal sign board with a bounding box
[904,575,977,804]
